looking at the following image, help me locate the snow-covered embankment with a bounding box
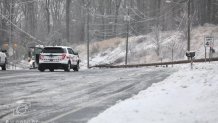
[88,62,218,123]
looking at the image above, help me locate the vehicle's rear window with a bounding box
[43,47,66,53]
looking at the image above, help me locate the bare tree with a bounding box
[151,26,161,57]
[0,0,218,53]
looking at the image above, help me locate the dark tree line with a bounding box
[0,0,218,50]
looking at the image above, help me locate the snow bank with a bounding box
[88,62,218,123]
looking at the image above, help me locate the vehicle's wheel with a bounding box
[2,64,6,71]
[49,69,54,72]
[38,66,45,72]
[73,62,79,72]
[64,62,71,72]
[39,68,45,72]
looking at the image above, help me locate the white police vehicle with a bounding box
[0,50,7,70]
[38,46,80,72]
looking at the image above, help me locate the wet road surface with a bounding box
[0,68,175,123]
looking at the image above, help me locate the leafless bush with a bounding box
[136,37,147,44]
[151,26,162,56]
[91,44,100,55]
[114,57,123,64]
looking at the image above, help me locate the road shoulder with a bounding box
[88,62,218,123]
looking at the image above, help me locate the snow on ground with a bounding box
[76,24,218,68]
[88,62,218,123]
[5,60,30,70]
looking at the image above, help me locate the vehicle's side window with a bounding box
[63,48,67,53]
[67,48,72,54]
[71,49,75,55]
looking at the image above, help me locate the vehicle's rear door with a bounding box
[41,47,66,62]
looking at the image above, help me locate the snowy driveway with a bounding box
[0,68,174,123]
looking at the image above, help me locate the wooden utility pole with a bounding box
[46,0,50,34]
[187,0,191,52]
[9,0,12,58]
[125,8,130,65]
[86,1,90,68]
[66,0,71,43]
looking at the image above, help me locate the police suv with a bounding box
[38,46,80,72]
[0,50,7,70]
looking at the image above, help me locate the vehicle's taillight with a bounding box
[62,53,66,60]
[39,55,44,60]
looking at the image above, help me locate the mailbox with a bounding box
[186,51,195,58]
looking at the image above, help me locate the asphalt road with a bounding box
[0,68,175,123]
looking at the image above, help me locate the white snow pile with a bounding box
[88,62,218,123]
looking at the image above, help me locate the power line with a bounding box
[130,4,185,24]
[129,3,180,20]
[89,23,125,26]
[88,4,185,28]
[0,12,43,45]
[10,0,45,7]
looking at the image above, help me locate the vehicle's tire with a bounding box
[39,68,45,72]
[2,64,6,71]
[49,69,54,72]
[73,62,79,72]
[38,66,45,72]
[64,62,71,72]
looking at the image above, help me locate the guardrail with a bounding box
[91,57,218,68]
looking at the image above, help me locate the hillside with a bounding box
[76,24,218,68]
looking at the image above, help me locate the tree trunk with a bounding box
[66,0,71,43]
[46,0,50,34]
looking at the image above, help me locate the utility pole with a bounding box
[172,48,174,67]
[86,1,90,68]
[9,0,12,61]
[187,0,190,52]
[125,8,130,65]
